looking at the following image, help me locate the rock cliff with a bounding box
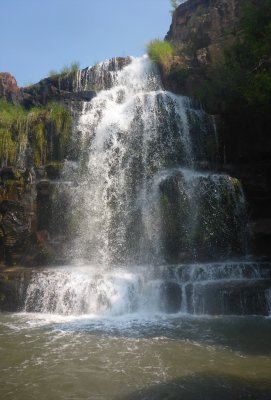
[166,0,242,68]
[0,56,130,109]
[164,0,271,259]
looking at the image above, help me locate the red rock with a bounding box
[0,72,20,101]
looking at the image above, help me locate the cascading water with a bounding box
[25,262,271,316]
[24,56,271,317]
[66,56,246,265]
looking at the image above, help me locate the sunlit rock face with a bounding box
[0,72,20,102]
[166,0,242,68]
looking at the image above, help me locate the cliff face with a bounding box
[0,72,94,108]
[164,0,271,259]
[163,0,245,96]
[166,0,241,68]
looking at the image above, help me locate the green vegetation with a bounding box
[48,61,80,78]
[147,39,174,71]
[0,101,28,167]
[0,100,72,167]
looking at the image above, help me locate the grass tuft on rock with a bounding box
[147,39,174,68]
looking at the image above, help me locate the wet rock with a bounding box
[223,162,271,259]
[159,172,188,263]
[186,279,271,316]
[0,167,37,266]
[0,200,32,266]
[0,269,32,311]
[159,171,247,263]
[36,180,53,231]
[45,163,62,180]
[160,281,182,313]
[0,167,21,181]
[76,57,131,92]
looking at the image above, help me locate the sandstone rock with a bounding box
[0,72,21,102]
[166,0,242,67]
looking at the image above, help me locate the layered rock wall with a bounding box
[164,0,271,259]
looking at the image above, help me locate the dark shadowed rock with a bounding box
[21,76,96,108]
[0,269,32,311]
[160,281,182,313]
[185,279,271,315]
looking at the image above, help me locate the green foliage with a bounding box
[0,101,28,167]
[48,70,59,78]
[48,61,80,78]
[0,129,17,165]
[147,39,174,68]
[0,100,72,167]
[46,102,72,159]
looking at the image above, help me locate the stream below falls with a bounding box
[1,308,271,399]
[1,263,271,399]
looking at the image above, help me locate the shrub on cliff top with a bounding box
[48,61,80,78]
[147,40,174,67]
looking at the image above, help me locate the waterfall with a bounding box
[65,55,247,265]
[24,56,271,317]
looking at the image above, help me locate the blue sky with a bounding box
[1,0,172,86]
